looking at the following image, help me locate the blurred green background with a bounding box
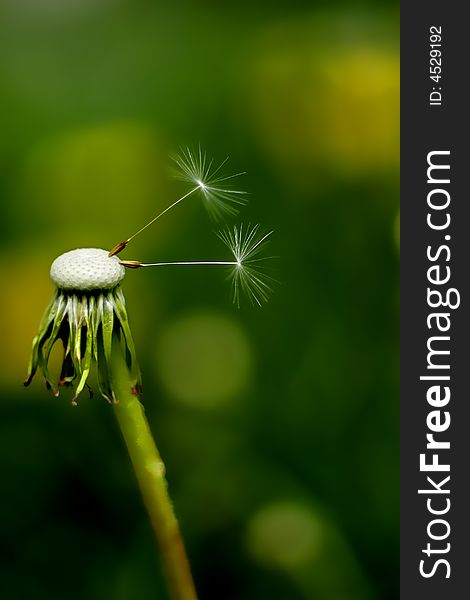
[0,1,399,599]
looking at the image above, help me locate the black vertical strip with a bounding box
[401,4,469,598]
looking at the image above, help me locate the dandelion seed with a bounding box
[109,147,247,257]
[121,224,275,308]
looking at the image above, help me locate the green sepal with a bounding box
[89,294,100,362]
[102,293,114,366]
[67,295,81,381]
[40,294,68,390]
[113,287,142,388]
[27,284,142,403]
[24,291,59,385]
[73,305,93,403]
[96,326,114,403]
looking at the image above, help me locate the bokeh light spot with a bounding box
[246,15,399,180]
[246,501,322,572]
[155,312,253,409]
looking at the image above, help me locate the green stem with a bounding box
[112,376,198,600]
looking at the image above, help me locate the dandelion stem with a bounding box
[112,361,198,600]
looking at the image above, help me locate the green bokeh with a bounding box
[0,1,398,599]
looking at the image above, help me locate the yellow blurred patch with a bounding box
[245,14,399,180]
[0,250,53,392]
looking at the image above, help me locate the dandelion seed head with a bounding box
[173,146,248,221]
[50,248,125,290]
